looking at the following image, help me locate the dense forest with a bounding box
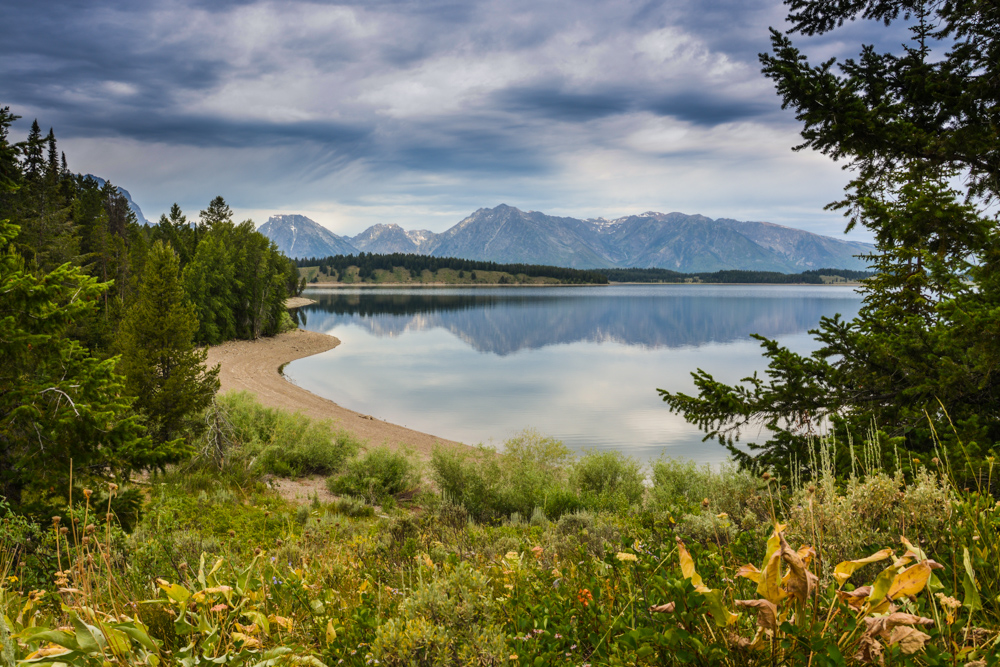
[297,252,610,284]
[0,107,300,511]
[602,266,872,284]
[297,252,870,285]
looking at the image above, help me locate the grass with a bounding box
[2,413,999,666]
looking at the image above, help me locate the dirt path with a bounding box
[204,328,467,459]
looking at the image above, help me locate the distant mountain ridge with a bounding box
[259,205,872,273]
[257,214,357,258]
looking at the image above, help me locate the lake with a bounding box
[286,284,862,464]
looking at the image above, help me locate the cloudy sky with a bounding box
[1,0,909,239]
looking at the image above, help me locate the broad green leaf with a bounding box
[157,580,192,605]
[104,627,131,657]
[115,622,159,652]
[20,630,79,651]
[72,616,105,654]
[700,589,739,628]
[962,547,982,612]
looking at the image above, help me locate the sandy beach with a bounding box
[204,326,466,459]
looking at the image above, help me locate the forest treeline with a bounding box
[0,107,300,511]
[297,252,610,284]
[601,267,872,283]
[297,251,870,285]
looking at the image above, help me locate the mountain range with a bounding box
[258,204,872,273]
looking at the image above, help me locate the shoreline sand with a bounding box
[204,328,467,459]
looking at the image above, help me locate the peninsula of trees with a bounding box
[297,252,870,285]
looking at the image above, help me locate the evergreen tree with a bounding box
[44,128,58,183]
[0,218,150,506]
[0,107,20,195]
[183,229,237,344]
[22,120,43,182]
[117,241,219,452]
[200,195,233,227]
[660,0,1000,473]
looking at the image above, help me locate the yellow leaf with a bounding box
[676,538,704,589]
[887,561,934,600]
[833,548,893,585]
[325,619,337,644]
[763,524,786,565]
[358,580,370,593]
[756,548,787,606]
[736,563,762,583]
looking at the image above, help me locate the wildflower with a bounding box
[211,604,228,612]
[531,546,543,558]
[715,513,728,519]
[554,633,562,639]
[616,552,638,563]
[935,593,961,611]
[83,489,92,499]
[701,498,710,508]
[228,530,236,538]
[577,588,593,606]
[761,472,770,481]
[570,644,577,650]
[505,551,519,561]
[51,516,61,525]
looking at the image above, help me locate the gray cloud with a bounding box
[0,0,918,239]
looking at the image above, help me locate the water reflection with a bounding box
[287,285,862,463]
[300,285,861,355]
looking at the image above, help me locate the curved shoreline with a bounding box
[204,328,467,458]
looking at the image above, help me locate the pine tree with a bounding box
[0,218,150,505]
[0,107,20,196]
[45,128,58,183]
[200,195,233,227]
[22,120,43,182]
[660,0,1000,474]
[117,241,219,452]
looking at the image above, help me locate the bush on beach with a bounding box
[190,391,361,482]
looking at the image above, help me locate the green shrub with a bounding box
[572,450,645,510]
[648,457,767,523]
[370,562,508,666]
[195,391,360,481]
[431,430,579,523]
[326,446,420,504]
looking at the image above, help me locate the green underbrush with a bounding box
[3,413,999,666]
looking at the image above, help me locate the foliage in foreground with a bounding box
[2,451,1000,667]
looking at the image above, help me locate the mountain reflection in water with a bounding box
[296,285,861,355]
[287,285,862,463]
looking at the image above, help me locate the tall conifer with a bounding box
[117,241,219,452]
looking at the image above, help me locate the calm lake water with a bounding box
[286,285,862,464]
